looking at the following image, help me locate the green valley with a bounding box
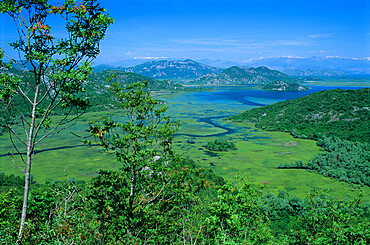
[1,86,368,202]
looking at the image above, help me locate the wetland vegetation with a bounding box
[1,85,368,199]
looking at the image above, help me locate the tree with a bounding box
[86,80,181,242]
[0,0,113,241]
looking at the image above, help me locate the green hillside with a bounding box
[85,70,194,111]
[0,66,191,115]
[87,70,188,90]
[229,88,370,142]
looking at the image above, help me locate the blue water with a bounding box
[187,85,366,106]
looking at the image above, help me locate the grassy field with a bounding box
[1,88,369,203]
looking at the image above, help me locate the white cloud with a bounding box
[309,50,328,54]
[171,37,311,49]
[308,33,335,39]
[133,56,169,60]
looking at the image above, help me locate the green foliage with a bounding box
[86,80,181,193]
[0,0,114,240]
[262,191,306,236]
[278,137,370,186]
[0,0,114,130]
[261,190,370,244]
[84,70,194,113]
[204,180,273,244]
[229,88,370,142]
[205,139,237,151]
[0,180,104,245]
[1,171,369,244]
[85,80,182,243]
[290,190,369,244]
[0,172,24,188]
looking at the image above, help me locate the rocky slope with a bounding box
[190,66,299,85]
[124,59,222,80]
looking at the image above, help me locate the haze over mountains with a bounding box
[241,57,370,75]
[92,60,306,88]
[95,56,370,75]
[90,57,370,90]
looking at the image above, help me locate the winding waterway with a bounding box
[0,85,366,157]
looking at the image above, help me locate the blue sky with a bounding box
[0,0,369,64]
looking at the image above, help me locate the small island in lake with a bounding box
[263,80,310,91]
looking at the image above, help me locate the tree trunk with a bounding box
[17,156,31,242]
[17,85,38,242]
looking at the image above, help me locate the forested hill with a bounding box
[87,70,187,91]
[229,88,370,142]
[190,66,300,85]
[83,70,190,112]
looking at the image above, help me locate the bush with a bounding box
[205,140,237,151]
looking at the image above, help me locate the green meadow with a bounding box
[1,87,368,203]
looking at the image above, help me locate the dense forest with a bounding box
[1,161,369,244]
[278,137,369,186]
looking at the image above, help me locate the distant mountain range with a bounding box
[239,57,370,75]
[94,57,370,80]
[195,59,241,68]
[197,57,370,75]
[93,59,222,80]
[283,68,348,77]
[189,66,300,86]
[92,62,307,90]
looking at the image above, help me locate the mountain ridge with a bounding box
[93,59,222,80]
[190,66,301,86]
